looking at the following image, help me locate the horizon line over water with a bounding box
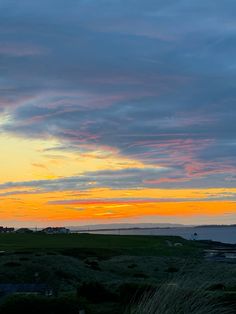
[79,225,236,245]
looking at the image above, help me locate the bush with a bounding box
[19,257,29,261]
[0,295,84,314]
[54,270,74,280]
[220,293,236,310]
[4,262,21,267]
[208,283,226,291]
[165,266,179,273]
[84,260,101,271]
[77,281,117,303]
[132,272,148,279]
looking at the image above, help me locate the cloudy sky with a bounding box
[0,0,236,227]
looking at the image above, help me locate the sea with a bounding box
[86,226,236,244]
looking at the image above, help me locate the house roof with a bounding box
[0,284,51,294]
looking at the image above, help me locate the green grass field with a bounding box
[0,233,203,257]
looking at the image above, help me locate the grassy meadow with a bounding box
[0,233,235,313]
[0,233,203,255]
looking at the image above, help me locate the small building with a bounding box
[42,227,70,234]
[0,227,15,233]
[0,284,53,298]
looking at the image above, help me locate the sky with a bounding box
[0,0,236,227]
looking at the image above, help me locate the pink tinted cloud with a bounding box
[0,43,47,57]
[185,161,236,177]
[59,129,100,143]
[129,138,236,180]
[144,177,190,184]
[0,94,37,109]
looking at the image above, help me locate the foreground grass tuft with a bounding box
[126,277,234,314]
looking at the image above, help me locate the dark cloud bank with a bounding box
[0,0,236,190]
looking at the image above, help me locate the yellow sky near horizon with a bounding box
[0,133,236,226]
[0,134,153,182]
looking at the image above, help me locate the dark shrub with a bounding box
[14,251,33,255]
[55,270,73,280]
[208,283,226,291]
[84,260,101,271]
[220,293,236,309]
[4,262,21,267]
[19,257,29,261]
[165,266,179,273]
[0,295,83,314]
[132,272,148,278]
[61,248,117,260]
[127,263,137,269]
[77,281,117,303]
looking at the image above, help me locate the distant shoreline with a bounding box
[72,224,236,233]
[72,225,236,245]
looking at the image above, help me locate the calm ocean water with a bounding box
[87,226,236,244]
